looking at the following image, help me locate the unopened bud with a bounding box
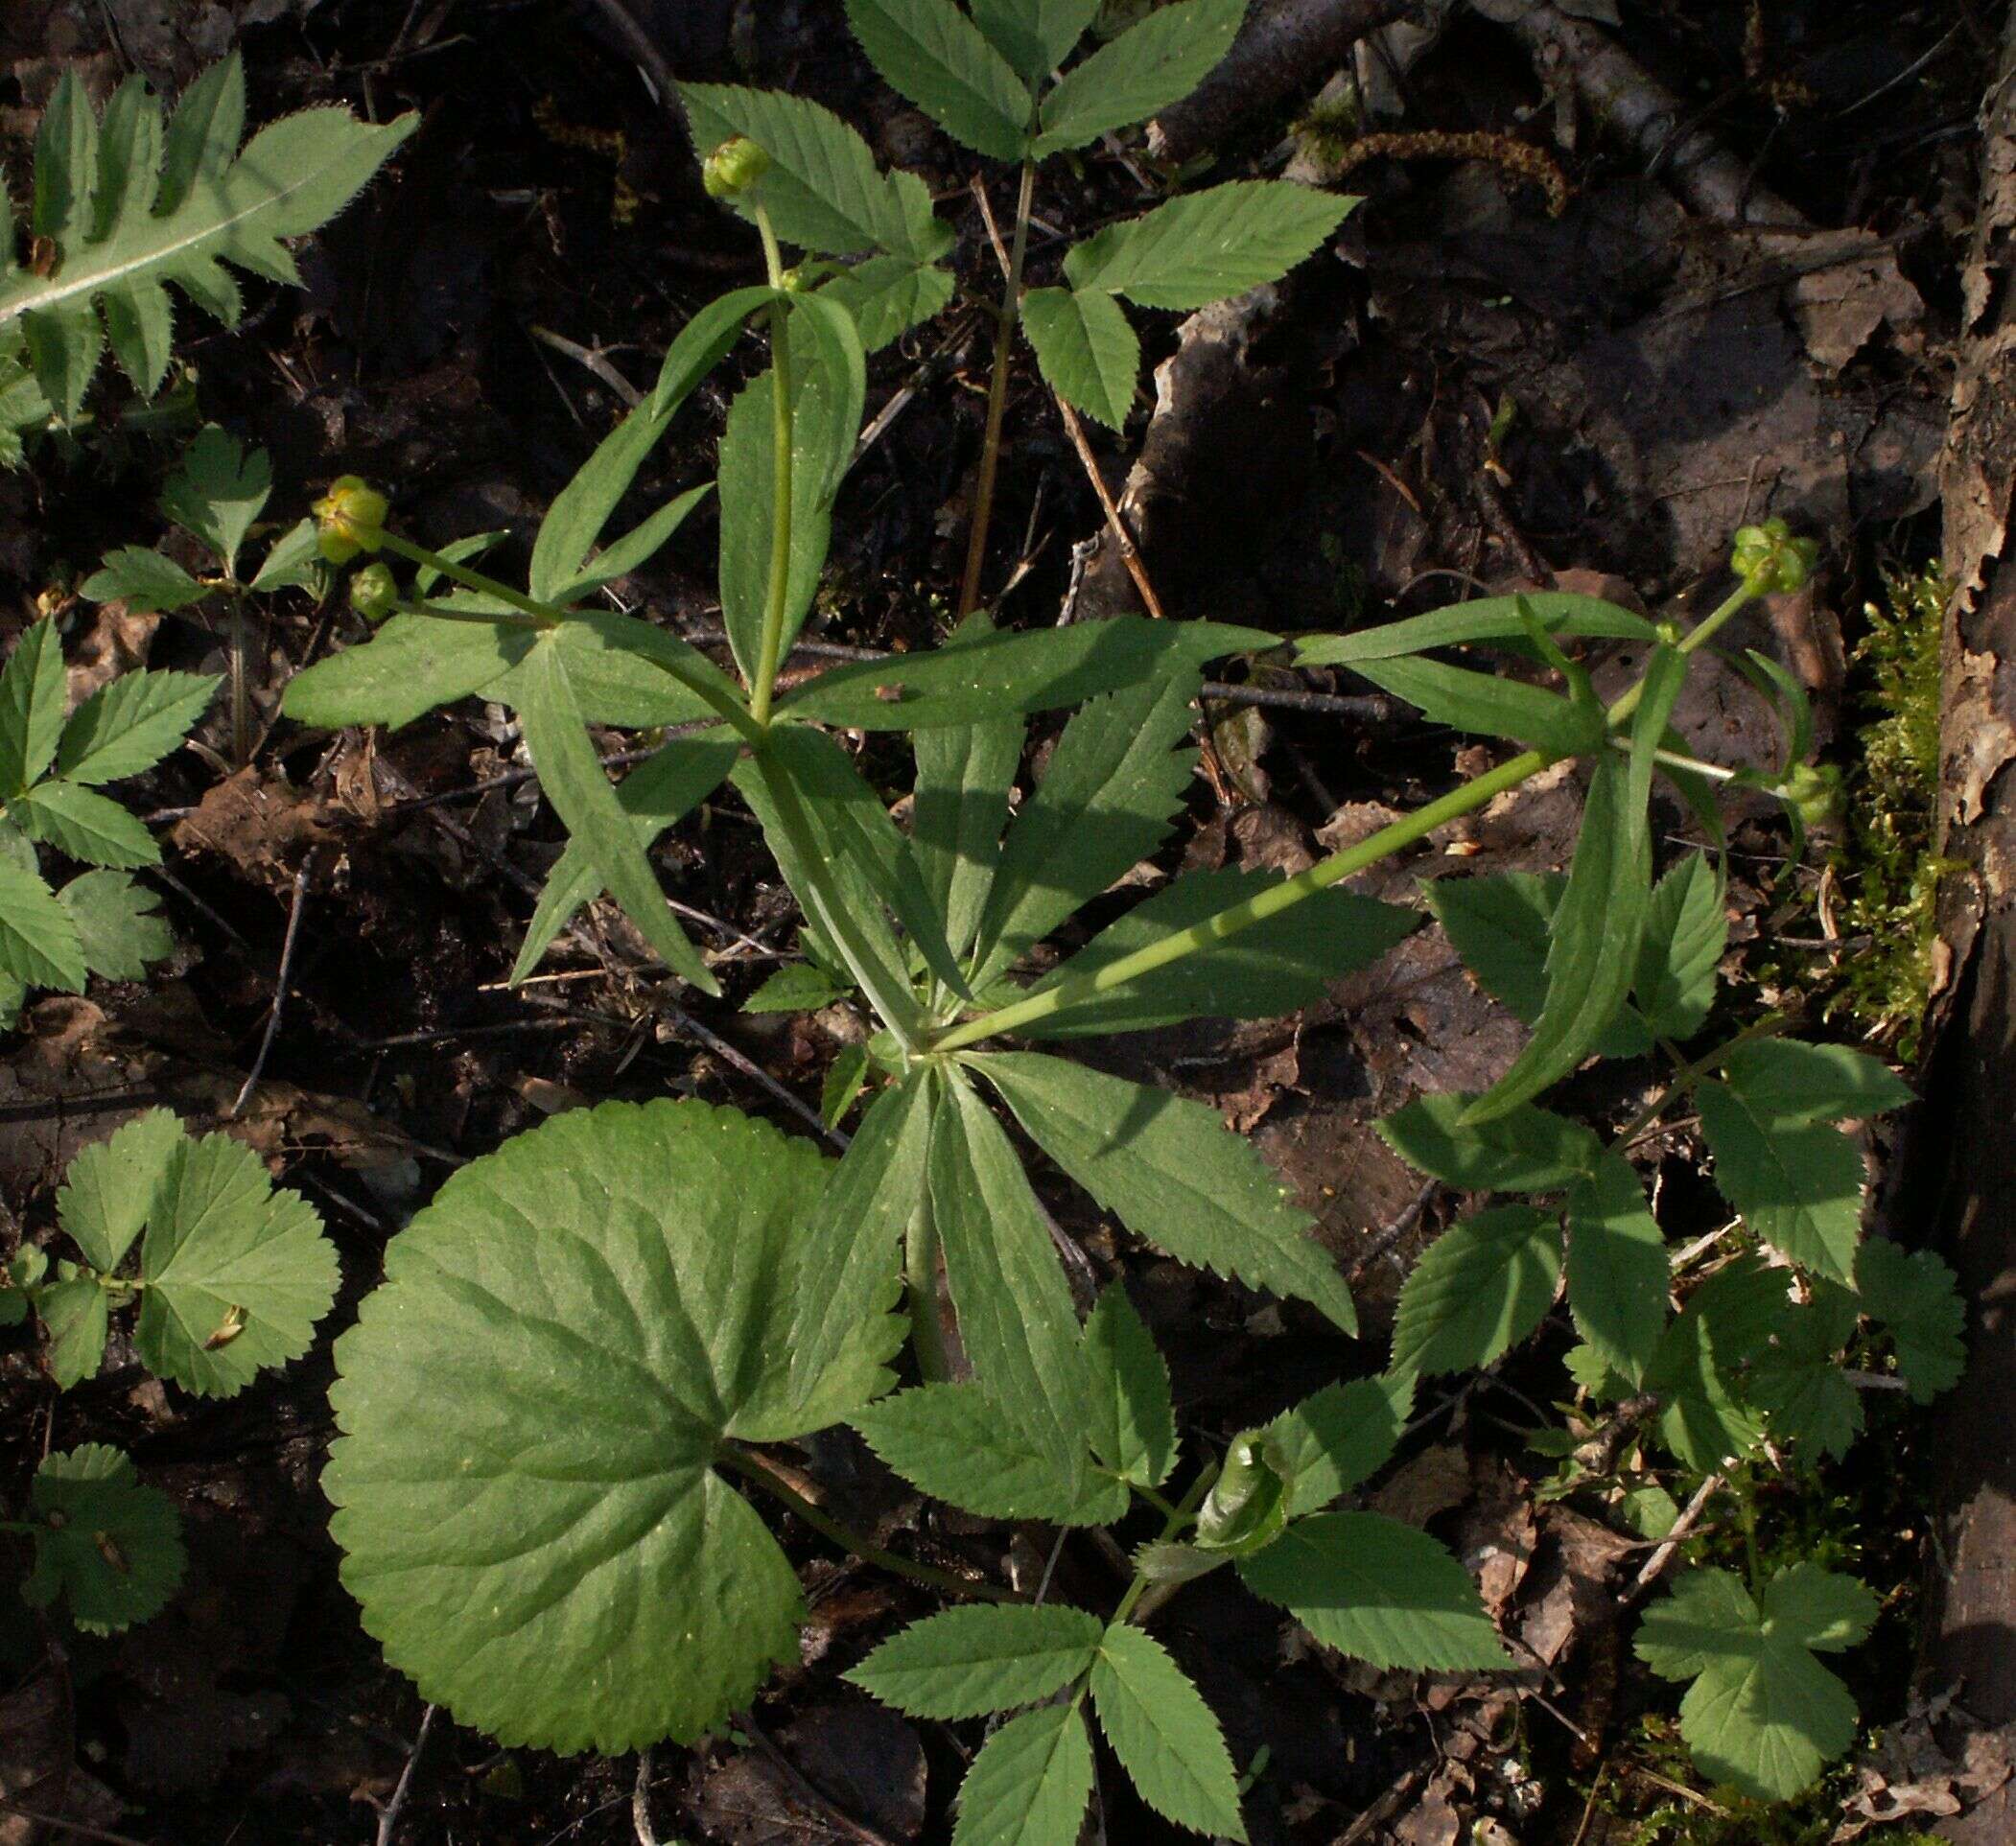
[703,135,771,200]
[349,563,400,622]
[313,477,388,564]
[1779,761,1842,828]
[1731,518,1819,595]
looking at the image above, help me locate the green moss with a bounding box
[1819,564,1952,1059]
[1588,1719,1946,1845]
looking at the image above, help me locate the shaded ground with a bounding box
[0,1,1997,1841]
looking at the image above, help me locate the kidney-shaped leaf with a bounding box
[325,1100,894,1755]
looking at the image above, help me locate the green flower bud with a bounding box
[1731,517,1819,595]
[1193,1433,1292,1556]
[1779,760,1842,828]
[349,562,400,622]
[703,135,771,200]
[314,476,388,564]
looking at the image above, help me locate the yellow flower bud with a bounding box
[313,476,388,564]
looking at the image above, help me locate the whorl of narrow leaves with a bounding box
[2,56,417,419]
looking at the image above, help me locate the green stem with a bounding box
[928,575,1770,1054]
[931,747,1551,1052]
[1611,1010,1791,1149]
[720,1442,1024,1603]
[749,202,795,727]
[1733,1466,1764,1598]
[957,161,1036,619]
[1113,1463,1217,1629]
[228,593,250,768]
[374,530,562,628]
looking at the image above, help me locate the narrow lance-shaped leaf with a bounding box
[974,1051,1357,1332]
[970,668,1200,988]
[511,636,719,996]
[929,1072,1091,1491]
[1348,653,1601,757]
[0,617,67,795]
[1297,594,1656,666]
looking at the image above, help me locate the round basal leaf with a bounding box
[326,1100,888,1756]
[23,1444,184,1634]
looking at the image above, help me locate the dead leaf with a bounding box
[170,768,332,894]
[1373,1446,1474,1528]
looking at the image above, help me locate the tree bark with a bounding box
[1915,7,2016,1837]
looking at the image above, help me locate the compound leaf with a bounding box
[970,0,1098,82]
[1634,852,1725,1040]
[950,1702,1093,1846]
[1391,1204,1560,1380]
[23,1443,183,1634]
[1020,285,1138,429]
[1856,1239,1964,1404]
[0,853,85,993]
[1564,1148,1669,1387]
[1636,1565,1875,1801]
[818,254,954,351]
[1083,1283,1176,1488]
[1,56,416,418]
[1721,1039,1912,1125]
[135,1129,338,1397]
[1024,869,1417,1040]
[1090,1624,1246,1839]
[57,1106,183,1271]
[1377,1095,1601,1193]
[1062,178,1351,305]
[1237,1512,1508,1671]
[680,85,947,263]
[160,423,269,575]
[38,1274,109,1388]
[975,1051,1356,1332]
[79,545,209,614]
[15,780,159,869]
[852,1381,1123,1524]
[1697,1080,1864,1283]
[56,666,218,785]
[1034,0,1246,155]
[0,616,66,795]
[849,1603,1102,1718]
[1266,1372,1413,1518]
[846,0,1032,160]
[327,1100,886,1754]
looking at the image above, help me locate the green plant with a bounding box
[1,1110,339,1632]
[0,614,221,1028]
[81,423,324,762]
[0,53,415,460]
[246,4,1938,1829]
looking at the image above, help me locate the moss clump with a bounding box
[1822,565,1953,1060]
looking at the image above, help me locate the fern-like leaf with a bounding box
[1,56,415,419]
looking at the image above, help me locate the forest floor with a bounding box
[0,1,2003,1842]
